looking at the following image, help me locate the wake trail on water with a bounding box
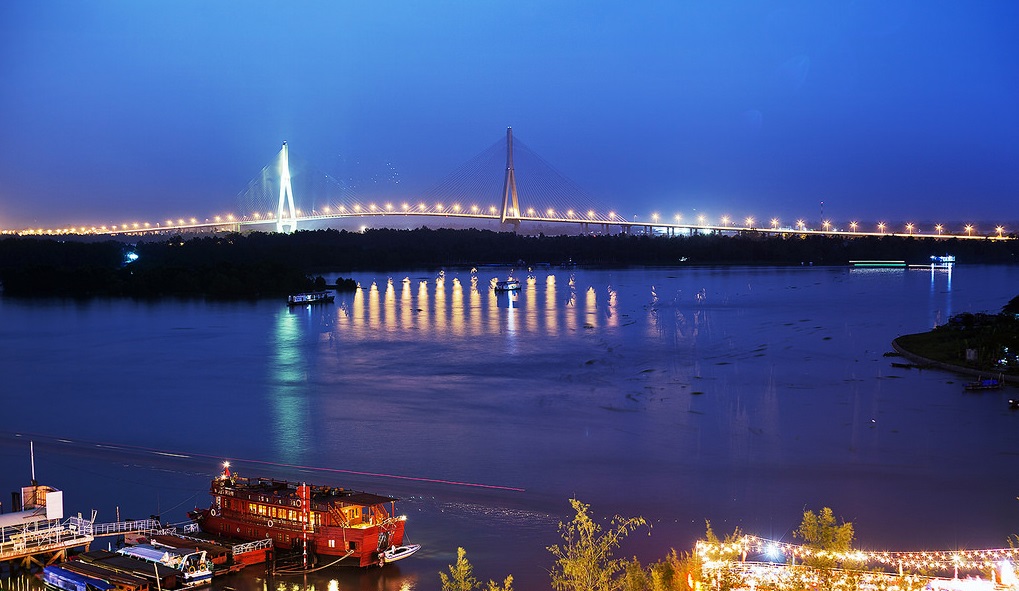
[0,431,525,492]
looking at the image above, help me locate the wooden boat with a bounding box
[494,279,520,292]
[188,464,411,568]
[287,291,335,306]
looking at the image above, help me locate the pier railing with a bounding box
[231,538,274,555]
[0,518,93,562]
[68,516,162,537]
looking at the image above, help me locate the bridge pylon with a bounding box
[276,141,297,233]
[499,127,521,226]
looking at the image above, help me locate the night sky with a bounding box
[1,2,1017,230]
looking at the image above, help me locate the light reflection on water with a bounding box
[1,265,1018,591]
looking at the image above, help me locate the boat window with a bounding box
[348,541,357,551]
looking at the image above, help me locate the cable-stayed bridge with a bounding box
[11,129,1013,240]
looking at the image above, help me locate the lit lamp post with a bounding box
[796,219,805,231]
[771,218,779,230]
[822,220,831,233]
[996,225,1004,238]
[850,221,858,233]
[721,215,730,228]
[745,216,754,229]
[935,224,943,236]
[877,222,886,234]
[905,223,914,235]
[965,224,973,236]
[697,214,705,226]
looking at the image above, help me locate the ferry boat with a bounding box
[188,464,417,568]
[494,279,520,292]
[287,291,335,306]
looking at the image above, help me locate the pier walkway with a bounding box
[0,516,162,571]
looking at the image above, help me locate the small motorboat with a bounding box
[964,375,1004,391]
[287,291,335,306]
[381,544,421,565]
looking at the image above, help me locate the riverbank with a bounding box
[892,299,1019,384]
[2,229,1018,299]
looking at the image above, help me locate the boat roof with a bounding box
[0,507,48,528]
[217,476,398,505]
[45,565,116,591]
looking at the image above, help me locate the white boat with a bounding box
[494,280,520,292]
[381,544,421,565]
[287,291,335,306]
[117,544,213,586]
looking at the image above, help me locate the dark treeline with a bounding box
[0,228,1015,298]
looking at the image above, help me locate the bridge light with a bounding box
[652,213,659,223]
[369,203,377,212]
[419,203,426,211]
[697,215,705,225]
[402,203,409,211]
[935,224,943,235]
[490,206,497,213]
[770,218,778,229]
[796,219,805,230]
[547,208,554,217]
[905,222,913,235]
[144,222,150,228]
[675,214,682,222]
[964,224,973,236]
[386,203,393,212]
[850,221,858,232]
[745,216,753,228]
[996,225,1004,237]
[339,205,346,213]
[190,218,197,224]
[354,204,362,212]
[588,210,595,219]
[567,209,574,217]
[436,203,443,211]
[323,206,331,214]
[471,205,479,213]
[527,208,535,216]
[822,220,830,232]
[609,211,616,219]
[720,215,729,227]
[453,204,461,212]
[878,222,886,234]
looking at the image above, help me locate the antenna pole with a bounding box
[30,441,37,485]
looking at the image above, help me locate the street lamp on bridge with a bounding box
[877,222,886,234]
[770,218,779,230]
[935,224,943,235]
[796,219,805,231]
[965,224,973,236]
[905,223,914,235]
[850,221,858,232]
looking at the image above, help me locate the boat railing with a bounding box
[77,517,163,537]
[231,538,274,555]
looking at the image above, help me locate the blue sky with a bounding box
[1,1,1017,230]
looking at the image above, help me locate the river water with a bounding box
[2,264,1019,590]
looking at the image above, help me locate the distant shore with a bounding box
[2,228,1018,299]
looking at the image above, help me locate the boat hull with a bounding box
[192,509,405,568]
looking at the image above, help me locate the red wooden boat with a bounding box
[188,464,413,568]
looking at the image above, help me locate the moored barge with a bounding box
[188,464,415,568]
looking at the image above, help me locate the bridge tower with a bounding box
[499,127,520,225]
[276,141,297,233]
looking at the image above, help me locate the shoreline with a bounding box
[891,336,1018,384]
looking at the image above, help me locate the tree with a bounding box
[548,498,648,591]
[441,547,479,591]
[440,547,514,591]
[794,507,857,588]
[794,507,855,568]
[699,521,745,591]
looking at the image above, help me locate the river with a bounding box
[2,264,1018,590]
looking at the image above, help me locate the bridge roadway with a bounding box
[36,211,1012,240]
